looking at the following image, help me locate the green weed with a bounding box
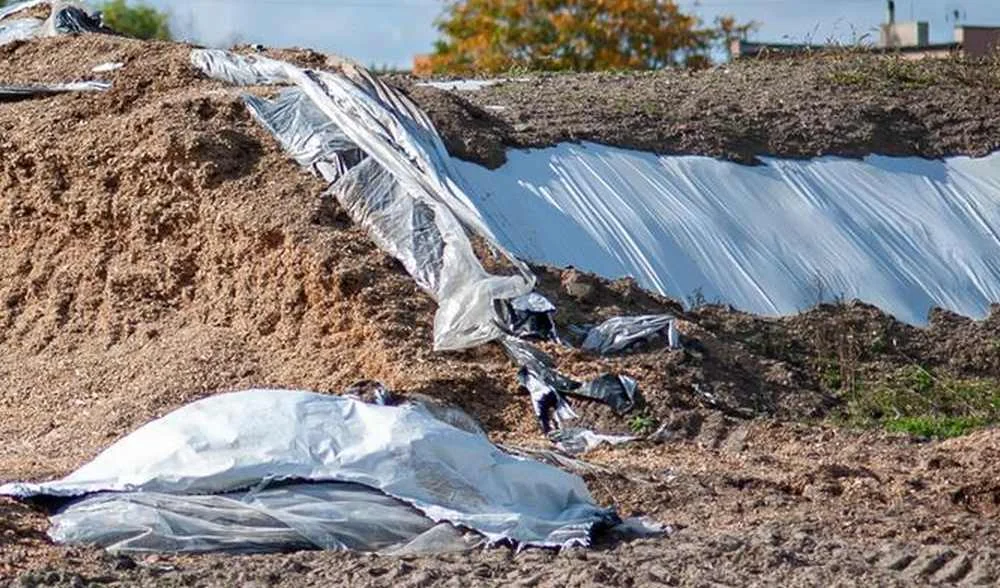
[838,368,1000,439]
[628,412,658,435]
[884,416,986,440]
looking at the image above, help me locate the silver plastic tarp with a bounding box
[582,315,680,355]
[0,390,617,551]
[191,50,534,351]
[50,482,477,555]
[0,0,106,46]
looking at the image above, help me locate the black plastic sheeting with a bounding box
[51,5,111,35]
[501,336,642,434]
[0,81,110,102]
[495,292,559,342]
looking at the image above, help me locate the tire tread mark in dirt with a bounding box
[878,545,996,585]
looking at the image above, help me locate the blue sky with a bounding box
[142,0,999,68]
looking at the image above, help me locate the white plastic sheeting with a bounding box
[455,143,1000,324]
[1,390,615,549]
[191,50,534,351]
[415,78,531,92]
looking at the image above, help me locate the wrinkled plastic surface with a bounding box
[503,336,640,431]
[244,88,364,179]
[549,428,636,455]
[51,482,477,555]
[497,292,559,341]
[582,315,677,355]
[518,366,578,433]
[456,142,1000,325]
[49,4,105,34]
[1,389,616,548]
[191,50,534,350]
[0,0,106,45]
[571,374,641,415]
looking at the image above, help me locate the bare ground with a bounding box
[393,53,1000,168]
[0,34,999,586]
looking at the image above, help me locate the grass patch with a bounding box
[837,366,1000,440]
[884,416,986,440]
[825,69,871,86]
[816,52,1000,90]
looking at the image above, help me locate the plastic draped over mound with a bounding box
[191,50,663,433]
[456,144,1000,325]
[0,0,108,46]
[190,50,534,351]
[1,390,618,551]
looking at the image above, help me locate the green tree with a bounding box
[418,0,755,75]
[96,0,171,40]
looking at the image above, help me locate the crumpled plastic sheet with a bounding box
[518,366,579,434]
[51,482,479,555]
[570,374,642,415]
[243,88,364,181]
[502,336,641,432]
[0,80,110,101]
[1,389,618,550]
[0,0,107,46]
[496,292,559,342]
[49,4,106,34]
[190,49,534,351]
[549,428,637,455]
[582,315,680,355]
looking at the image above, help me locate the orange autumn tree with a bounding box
[418,0,753,75]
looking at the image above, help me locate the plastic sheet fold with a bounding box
[191,49,534,351]
[0,0,107,46]
[1,390,617,550]
[50,482,478,555]
[582,315,679,355]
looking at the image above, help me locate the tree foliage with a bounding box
[418,0,755,75]
[96,0,171,40]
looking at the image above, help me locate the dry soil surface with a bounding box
[394,53,1000,168]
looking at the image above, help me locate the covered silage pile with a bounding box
[4,0,999,564]
[0,1,674,555]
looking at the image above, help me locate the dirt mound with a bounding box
[395,53,1000,168]
[3,33,1000,585]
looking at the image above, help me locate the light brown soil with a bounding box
[1,33,999,586]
